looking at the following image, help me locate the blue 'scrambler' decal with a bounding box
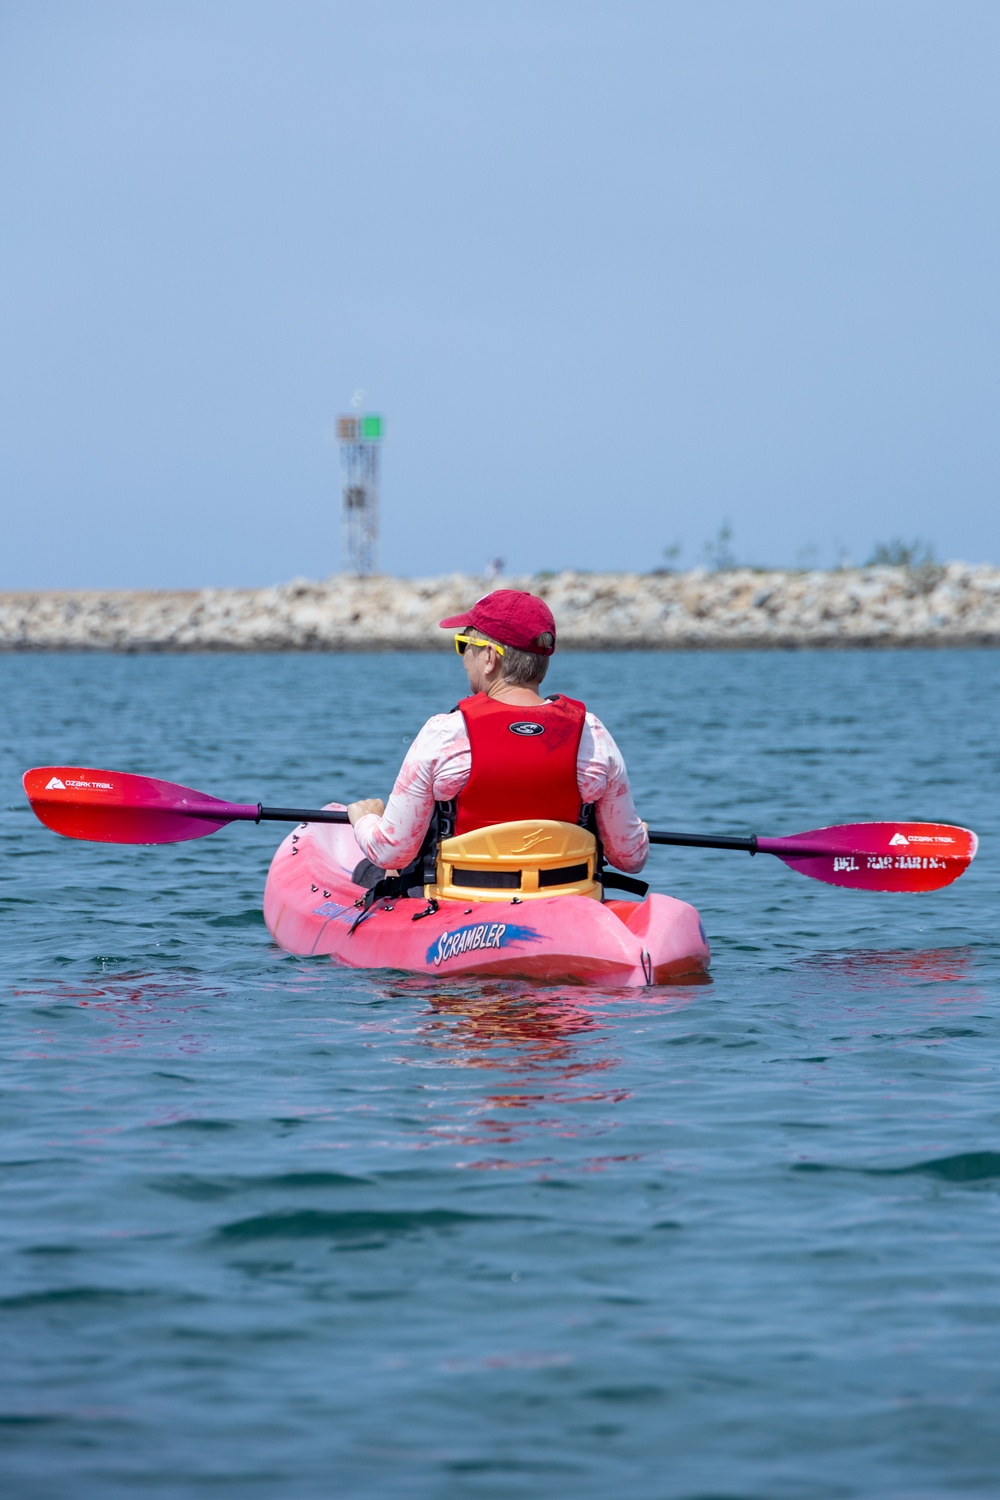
[427,921,542,967]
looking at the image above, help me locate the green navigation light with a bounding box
[360,414,384,441]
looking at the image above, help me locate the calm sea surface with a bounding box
[2,650,999,1499]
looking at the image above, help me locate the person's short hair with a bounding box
[467,631,553,688]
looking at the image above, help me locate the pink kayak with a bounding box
[263,806,710,985]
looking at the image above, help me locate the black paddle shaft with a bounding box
[648,829,758,854]
[257,806,757,854]
[257,805,350,825]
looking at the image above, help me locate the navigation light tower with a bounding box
[336,403,384,575]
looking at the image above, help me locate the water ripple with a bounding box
[3,649,999,1498]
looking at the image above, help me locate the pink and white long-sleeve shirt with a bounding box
[353,707,649,873]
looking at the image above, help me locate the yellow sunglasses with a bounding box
[454,633,505,656]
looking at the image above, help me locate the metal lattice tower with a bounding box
[336,409,384,575]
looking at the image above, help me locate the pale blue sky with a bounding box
[2,0,998,588]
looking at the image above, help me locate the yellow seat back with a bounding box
[428,819,602,903]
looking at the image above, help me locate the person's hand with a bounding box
[347,798,385,825]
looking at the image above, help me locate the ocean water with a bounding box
[2,648,999,1500]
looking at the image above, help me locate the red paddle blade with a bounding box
[23,767,258,844]
[757,822,978,892]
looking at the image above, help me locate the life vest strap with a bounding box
[602,871,650,898]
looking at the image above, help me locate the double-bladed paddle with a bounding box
[22,766,977,894]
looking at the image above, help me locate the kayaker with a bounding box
[346,589,649,891]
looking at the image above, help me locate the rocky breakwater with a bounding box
[3,564,1000,650]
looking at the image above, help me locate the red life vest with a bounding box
[453,692,587,836]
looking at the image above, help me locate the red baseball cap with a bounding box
[439,589,557,655]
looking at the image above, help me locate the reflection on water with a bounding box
[796,945,982,1000]
[13,972,230,1010]
[383,976,701,1071]
[9,972,228,1058]
[353,978,708,1163]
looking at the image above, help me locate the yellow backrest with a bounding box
[428,819,602,903]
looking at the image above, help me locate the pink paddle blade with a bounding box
[23,767,258,844]
[757,822,978,892]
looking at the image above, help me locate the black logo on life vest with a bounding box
[509,721,545,736]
